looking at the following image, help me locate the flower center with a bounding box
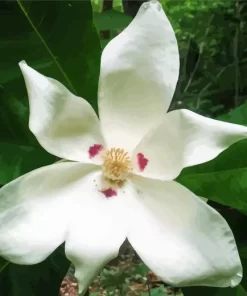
[102,148,132,184]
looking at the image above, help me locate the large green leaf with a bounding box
[176,139,247,215]
[0,245,70,296]
[0,0,101,184]
[0,0,101,104]
[0,142,56,184]
[218,101,247,126]
[0,257,8,273]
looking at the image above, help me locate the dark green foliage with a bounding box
[0,0,101,185]
[0,245,70,296]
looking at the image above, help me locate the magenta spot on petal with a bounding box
[137,153,149,171]
[88,144,103,158]
[101,188,117,198]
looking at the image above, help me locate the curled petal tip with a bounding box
[141,0,162,11]
[19,60,28,69]
[230,271,242,287]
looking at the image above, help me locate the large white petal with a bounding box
[0,162,98,264]
[133,109,247,180]
[19,61,105,163]
[98,1,179,151]
[65,171,127,295]
[126,176,242,287]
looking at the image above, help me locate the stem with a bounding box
[0,260,9,273]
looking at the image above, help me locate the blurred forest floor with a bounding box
[59,253,181,296]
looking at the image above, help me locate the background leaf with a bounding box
[0,245,70,296]
[0,142,56,184]
[218,101,247,126]
[0,0,101,185]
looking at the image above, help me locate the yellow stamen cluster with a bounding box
[102,148,133,184]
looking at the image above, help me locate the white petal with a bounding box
[65,171,127,295]
[19,61,105,163]
[199,196,208,203]
[127,176,242,287]
[98,2,179,151]
[133,109,247,180]
[0,162,98,264]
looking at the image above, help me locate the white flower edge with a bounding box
[126,176,242,289]
[133,109,247,180]
[19,61,105,164]
[98,0,179,151]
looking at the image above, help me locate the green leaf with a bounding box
[0,245,70,296]
[0,0,101,104]
[218,102,247,126]
[94,9,132,48]
[94,9,132,30]
[239,244,247,260]
[0,142,56,184]
[238,243,247,291]
[0,0,101,184]
[141,286,174,296]
[182,285,246,296]
[176,139,247,215]
[0,257,8,273]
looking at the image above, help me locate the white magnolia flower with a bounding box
[0,1,245,294]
